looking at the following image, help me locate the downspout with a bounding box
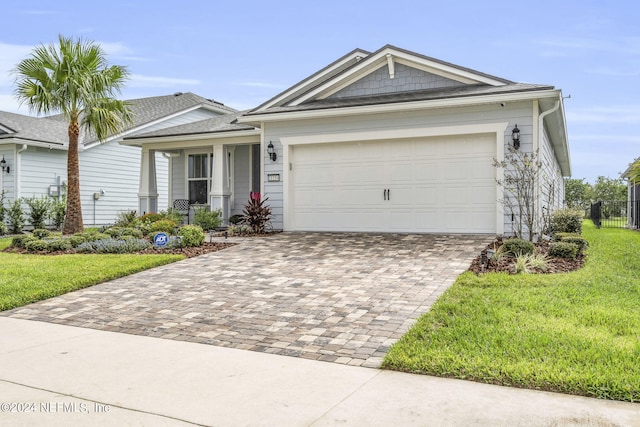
[15,144,28,199]
[537,100,561,236]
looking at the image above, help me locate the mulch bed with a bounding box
[468,239,585,275]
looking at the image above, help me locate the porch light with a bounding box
[0,156,9,174]
[512,124,520,150]
[267,141,277,162]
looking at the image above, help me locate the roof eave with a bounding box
[238,88,563,124]
[120,128,261,146]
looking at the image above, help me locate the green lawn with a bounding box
[383,223,640,402]
[0,237,184,311]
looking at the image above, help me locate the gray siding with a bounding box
[171,151,187,202]
[328,63,464,99]
[263,102,536,232]
[540,126,564,212]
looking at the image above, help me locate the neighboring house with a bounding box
[0,92,236,227]
[622,158,640,229]
[126,44,571,236]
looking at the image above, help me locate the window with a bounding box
[188,153,212,204]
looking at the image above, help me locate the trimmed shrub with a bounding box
[562,236,588,254]
[76,238,151,254]
[47,238,73,252]
[82,232,111,242]
[549,241,579,259]
[551,209,583,234]
[0,221,6,235]
[178,225,205,247]
[32,228,51,239]
[121,227,144,238]
[501,238,535,257]
[553,232,581,242]
[11,235,37,248]
[148,219,177,234]
[68,234,88,247]
[24,239,48,252]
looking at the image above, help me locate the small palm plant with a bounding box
[242,192,272,234]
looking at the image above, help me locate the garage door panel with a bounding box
[291,134,496,233]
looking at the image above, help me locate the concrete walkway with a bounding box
[1,317,638,426]
[4,233,491,368]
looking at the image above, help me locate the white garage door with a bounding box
[290,134,496,233]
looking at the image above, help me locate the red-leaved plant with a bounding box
[242,192,272,233]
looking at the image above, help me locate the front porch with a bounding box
[126,124,262,225]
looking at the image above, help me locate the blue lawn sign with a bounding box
[153,232,169,247]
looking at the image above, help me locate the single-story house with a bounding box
[0,92,236,226]
[124,44,570,235]
[622,158,640,229]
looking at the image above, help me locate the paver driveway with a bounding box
[4,233,492,367]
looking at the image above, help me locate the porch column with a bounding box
[138,148,158,215]
[210,144,231,224]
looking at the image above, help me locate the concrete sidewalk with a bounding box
[0,318,638,426]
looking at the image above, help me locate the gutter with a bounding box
[238,89,562,124]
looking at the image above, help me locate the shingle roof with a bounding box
[0,111,68,145]
[0,92,238,147]
[128,110,256,139]
[244,83,555,115]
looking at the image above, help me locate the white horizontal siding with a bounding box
[0,146,16,206]
[79,141,168,225]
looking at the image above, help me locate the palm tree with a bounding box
[13,35,132,234]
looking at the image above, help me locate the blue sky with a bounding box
[0,0,638,183]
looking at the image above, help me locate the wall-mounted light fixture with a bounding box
[511,124,520,150]
[0,155,9,174]
[267,141,277,162]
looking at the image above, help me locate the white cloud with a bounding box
[571,134,640,143]
[128,74,200,88]
[0,42,35,87]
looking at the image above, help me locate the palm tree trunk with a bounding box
[62,120,84,234]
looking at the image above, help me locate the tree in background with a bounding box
[591,176,627,202]
[564,178,593,209]
[13,35,132,234]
